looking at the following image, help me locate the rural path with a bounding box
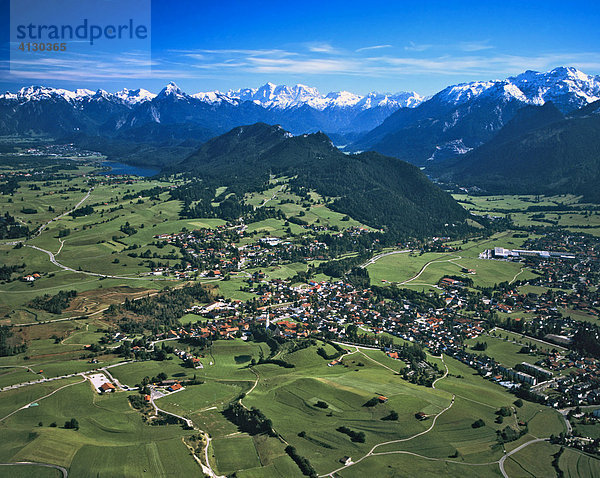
[320,355,455,477]
[0,376,86,423]
[399,255,462,285]
[3,186,177,282]
[0,364,36,374]
[371,449,499,467]
[149,389,193,428]
[509,267,525,284]
[56,238,65,256]
[0,461,68,478]
[321,394,456,477]
[150,388,225,478]
[359,249,411,268]
[498,438,548,478]
[431,354,448,389]
[257,184,284,209]
[30,187,94,239]
[23,243,177,281]
[0,361,132,393]
[357,349,398,374]
[0,186,92,246]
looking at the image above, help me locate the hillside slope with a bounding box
[438,102,600,201]
[174,123,469,237]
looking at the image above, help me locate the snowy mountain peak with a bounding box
[157,82,187,99]
[5,85,96,103]
[116,88,156,105]
[437,81,498,105]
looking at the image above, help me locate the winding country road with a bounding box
[150,388,224,478]
[498,438,548,478]
[399,255,463,285]
[23,244,175,281]
[3,187,175,282]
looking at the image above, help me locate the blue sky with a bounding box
[1,0,599,96]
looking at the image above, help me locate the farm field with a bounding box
[0,379,198,475]
[453,193,600,236]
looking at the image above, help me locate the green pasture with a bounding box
[465,334,548,369]
[0,380,197,475]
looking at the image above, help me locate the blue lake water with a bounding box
[100,161,160,177]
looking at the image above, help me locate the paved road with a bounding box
[558,409,573,435]
[498,438,548,478]
[0,461,68,478]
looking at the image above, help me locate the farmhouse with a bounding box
[99,382,116,393]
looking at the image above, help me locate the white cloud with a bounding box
[404,41,432,52]
[356,44,392,53]
[458,40,494,52]
[306,42,339,54]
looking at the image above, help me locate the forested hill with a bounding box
[171,123,469,238]
[437,102,600,202]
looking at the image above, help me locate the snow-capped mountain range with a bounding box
[193,82,423,110]
[0,81,422,112]
[352,67,600,164]
[0,66,599,165]
[0,81,422,138]
[435,67,600,112]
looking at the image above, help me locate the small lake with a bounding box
[100,161,160,177]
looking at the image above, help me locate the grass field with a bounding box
[367,247,535,289]
[2,164,597,476]
[211,435,261,474]
[559,447,600,477]
[0,464,61,477]
[453,193,600,236]
[464,334,548,369]
[0,380,198,475]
